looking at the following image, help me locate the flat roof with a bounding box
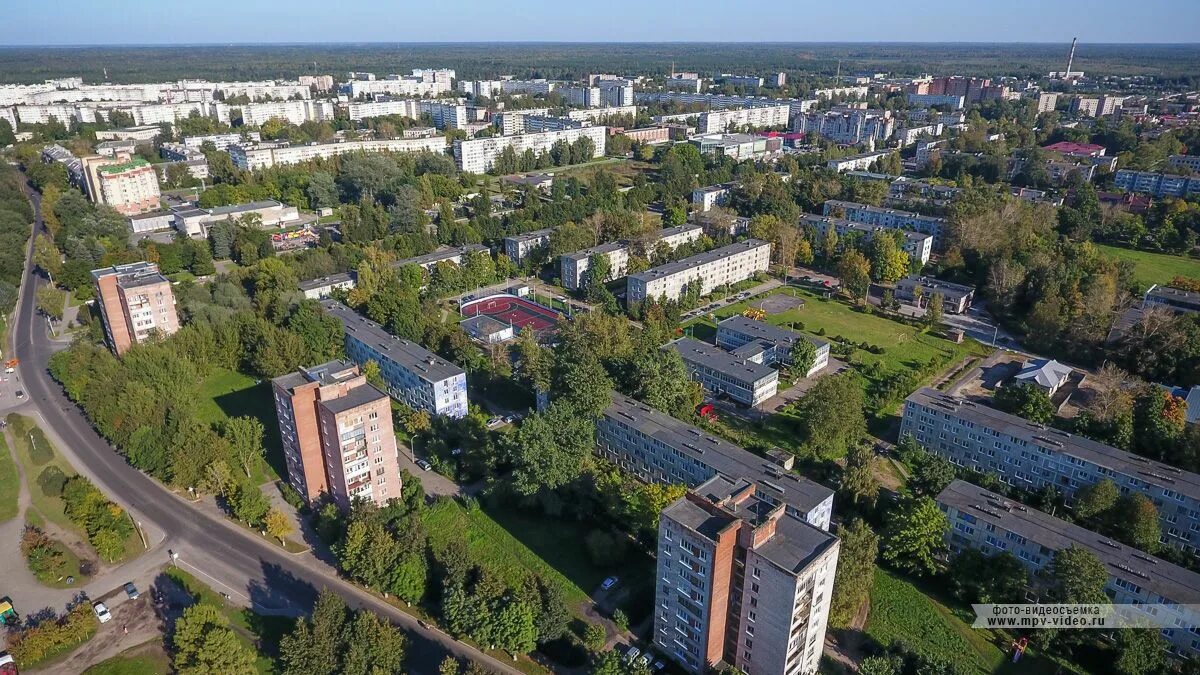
[938,480,1200,603]
[628,239,770,283]
[717,315,828,349]
[504,228,555,244]
[658,224,703,238]
[800,214,932,243]
[298,273,353,291]
[668,337,777,384]
[896,275,975,298]
[319,381,390,415]
[321,300,466,383]
[907,388,1200,501]
[561,240,627,262]
[824,200,946,224]
[605,391,834,514]
[1146,285,1200,309]
[394,244,488,269]
[96,157,151,174]
[206,200,283,216]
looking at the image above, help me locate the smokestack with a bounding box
[1065,37,1078,79]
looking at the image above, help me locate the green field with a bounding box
[0,432,17,522]
[865,568,1006,675]
[422,499,652,616]
[196,367,284,484]
[1097,244,1200,290]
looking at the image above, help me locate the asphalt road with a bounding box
[11,183,521,675]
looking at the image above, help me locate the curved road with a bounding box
[12,183,521,675]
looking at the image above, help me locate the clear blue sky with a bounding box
[2,0,1197,45]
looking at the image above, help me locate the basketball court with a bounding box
[460,294,561,334]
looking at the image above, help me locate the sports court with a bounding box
[460,294,561,333]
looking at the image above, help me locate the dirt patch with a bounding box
[757,293,805,315]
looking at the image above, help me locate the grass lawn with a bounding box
[196,367,284,485]
[166,567,294,675]
[423,499,653,618]
[1097,244,1200,290]
[0,432,17,522]
[7,415,143,565]
[865,568,1071,675]
[82,641,171,674]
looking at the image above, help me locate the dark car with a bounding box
[124,582,139,600]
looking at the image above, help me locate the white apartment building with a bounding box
[894,123,944,147]
[566,105,638,123]
[347,99,469,129]
[634,91,817,118]
[938,480,1200,659]
[500,79,556,96]
[826,151,891,173]
[213,99,335,126]
[323,300,469,418]
[906,93,965,109]
[1113,170,1200,198]
[697,105,791,134]
[459,80,506,98]
[182,131,262,152]
[793,109,894,145]
[298,75,335,92]
[823,200,948,248]
[561,86,602,107]
[692,183,735,212]
[801,214,932,265]
[490,108,553,135]
[229,137,446,171]
[627,239,771,304]
[668,337,779,406]
[597,80,635,107]
[1168,155,1200,172]
[560,241,629,291]
[521,115,588,133]
[715,315,830,377]
[814,85,869,99]
[503,228,555,265]
[722,74,764,88]
[347,70,455,99]
[1037,92,1059,113]
[93,157,161,216]
[453,126,607,173]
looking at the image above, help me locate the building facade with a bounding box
[92,157,161,215]
[668,337,779,406]
[453,126,607,173]
[322,301,469,418]
[91,262,180,355]
[229,137,445,171]
[627,239,772,305]
[715,316,830,377]
[272,360,401,508]
[822,200,947,248]
[801,214,933,265]
[894,276,975,312]
[1114,169,1200,198]
[901,388,1200,554]
[938,480,1200,659]
[503,228,554,265]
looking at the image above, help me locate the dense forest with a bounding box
[2,42,1200,84]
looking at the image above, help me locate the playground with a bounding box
[460,294,562,334]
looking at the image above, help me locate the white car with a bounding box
[93,601,112,623]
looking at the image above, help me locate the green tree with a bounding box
[1114,493,1160,553]
[948,548,1029,604]
[868,232,910,284]
[858,655,902,675]
[882,496,948,577]
[906,449,956,498]
[788,338,817,376]
[338,519,400,591]
[1044,546,1109,605]
[1074,479,1119,520]
[791,372,867,459]
[1115,628,1168,675]
[35,286,65,321]
[279,590,349,675]
[265,508,293,545]
[926,291,944,327]
[508,401,595,496]
[583,623,607,652]
[840,443,878,509]
[172,604,258,675]
[341,610,408,675]
[306,171,339,209]
[828,519,879,628]
[229,481,271,526]
[221,416,265,478]
[994,383,1055,424]
[390,551,428,607]
[493,600,538,659]
[836,248,872,301]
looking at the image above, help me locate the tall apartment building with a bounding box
[346,99,469,129]
[634,92,816,119]
[715,316,830,378]
[500,79,556,96]
[667,337,779,406]
[453,126,607,173]
[1036,92,1059,113]
[792,110,894,145]
[229,137,445,171]
[697,105,791,134]
[298,75,335,92]
[938,480,1200,658]
[91,262,180,355]
[655,476,839,675]
[458,80,506,98]
[346,70,455,98]
[503,228,555,265]
[822,200,948,249]
[901,388,1200,554]
[89,157,161,216]
[271,360,401,508]
[490,108,553,135]
[627,239,771,305]
[722,74,765,88]
[561,86,602,108]
[598,391,835,529]
[800,214,932,265]
[597,80,635,107]
[322,301,469,418]
[1114,169,1200,198]
[905,94,966,109]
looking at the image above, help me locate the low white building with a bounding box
[826,151,891,173]
[627,239,771,304]
[229,137,445,171]
[1012,358,1073,396]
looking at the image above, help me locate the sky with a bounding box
[2,0,1198,45]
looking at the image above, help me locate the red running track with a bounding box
[460,294,560,332]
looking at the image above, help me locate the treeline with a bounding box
[277,590,409,675]
[0,163,33,313]
[5,602,97,668]
[48,260,343,497]
[489,136,596,175]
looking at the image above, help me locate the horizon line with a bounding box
[2,40,1199,49]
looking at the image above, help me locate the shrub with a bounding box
[28,429,53,465]
[6,601,97,667]
[37,466,68,497]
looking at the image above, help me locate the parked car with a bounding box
[414,458,433,471]
[653,660,666,671]
[600,576,619,591]
[487,417,503,428]
[124,582,139,600]
[624,646,641,663]
[637,653,652,668]
[14,391,23,399]
[93,602,112,623]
